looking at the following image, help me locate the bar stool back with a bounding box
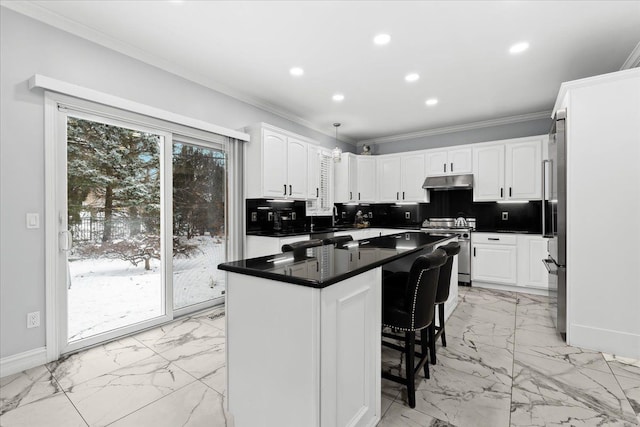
[429,242,461,364]
[381,248,447,408]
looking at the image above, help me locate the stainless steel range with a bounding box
[421,217,476,284]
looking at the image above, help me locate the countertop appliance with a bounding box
[421,217,476,284]
[543,109,567,340]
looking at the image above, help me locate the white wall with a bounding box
[0,7,354,361]
[565,69,640,358]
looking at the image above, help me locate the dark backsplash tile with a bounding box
[249,190,542,234]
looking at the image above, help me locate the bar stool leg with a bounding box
[439,303,447,347]
[429,322,436,365]
[405,331,416,408]
[420,328,430,379]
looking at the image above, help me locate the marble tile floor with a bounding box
[1,287,639,427]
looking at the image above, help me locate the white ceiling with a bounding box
[6,1,640,142]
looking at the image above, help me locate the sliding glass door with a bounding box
[172,139,227,312]
[58,107,228,354]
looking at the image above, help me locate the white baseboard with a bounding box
[0,347,48,378]
[472,281,550,296]
[569,324,640,360]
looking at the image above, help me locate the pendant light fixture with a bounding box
[332,123,342,162]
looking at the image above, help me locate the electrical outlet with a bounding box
[27,311,40,328]
[405,212,411,219]
[251,212,257,222]
[291,212,296,220]
[502,212,509,220]
[267,212,274,221]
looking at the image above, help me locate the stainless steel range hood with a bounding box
[422,174,474,190]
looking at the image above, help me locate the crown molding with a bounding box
[621,41,640,70]
[1,1,357,145]
[552,67,640,115]
[357,111,552,146]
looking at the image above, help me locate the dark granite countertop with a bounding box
[219,231,454,288]
[246,224,421,238]
[473,229,542,235]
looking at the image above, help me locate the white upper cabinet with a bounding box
[377,156,401,202]
[261,130,289,197]
[401,153,428,202]
[506,139,542,201]
[334,153,358,203]
[245,124,308,199]
[426,147,472,176]
[357,156,377,202]
[473,136,544,201]
[287,137,308,199]
[473,144,505,201]
[377,153,428,202]
[307,147,333,216]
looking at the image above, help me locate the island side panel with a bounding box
[226,272,321,427]
[320,268,382,427]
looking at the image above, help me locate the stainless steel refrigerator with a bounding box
[543,109,567,340]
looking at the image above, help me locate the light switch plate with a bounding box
[405,212,410,219]
[501,212,509,220]
[26,213,40,229]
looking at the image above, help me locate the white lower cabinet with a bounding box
[471,233,517,285]
[516,235,549,289]
[472,232,550,293]
[226,269,381,427]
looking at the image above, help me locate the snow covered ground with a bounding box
[68,236,226,342]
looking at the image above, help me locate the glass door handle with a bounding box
[60,230,73,252]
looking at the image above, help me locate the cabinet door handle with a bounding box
[450,162,454,172]
[350,253,353,262]
[397,192,399,200]
[289,185,292,196]
[509,187,512,197]
[488,238,500,241]
[402,191,405,200]
[473,247,476,257]
[444,163,447,173]
[316,188,319,197]
[284,184,287,196]
[500,188,504,198]
[350,191,352,200]
[358,192,361,200]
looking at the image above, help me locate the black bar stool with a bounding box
[381,249,447,408]
[321,235,353,245]
[429,242,461,365]
[281,239,323,252]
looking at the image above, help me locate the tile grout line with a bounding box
[509,292,519,427]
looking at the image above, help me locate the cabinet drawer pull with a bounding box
[450,162,453,172]
[289,185,292,196]
[402,191,405,200]
[316,188,319,197]
[358,192,361,200]
[488,238,500,241]
[473,247,476,257]
[509,187,512,197]
[284,184,287,196]
[350,191,352,200]
[444,164,447,173]
[500,188,504,198]
[397,192,399,200]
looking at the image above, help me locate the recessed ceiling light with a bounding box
[332,93,345,102]
[373,34,391,45]
[509,42,529,54]
[425,98,438,106]
[405,73,420,82]
[289,67,304,76]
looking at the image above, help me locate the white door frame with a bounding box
[44,91,234,361]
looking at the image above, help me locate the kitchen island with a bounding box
[218,232,458,427]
